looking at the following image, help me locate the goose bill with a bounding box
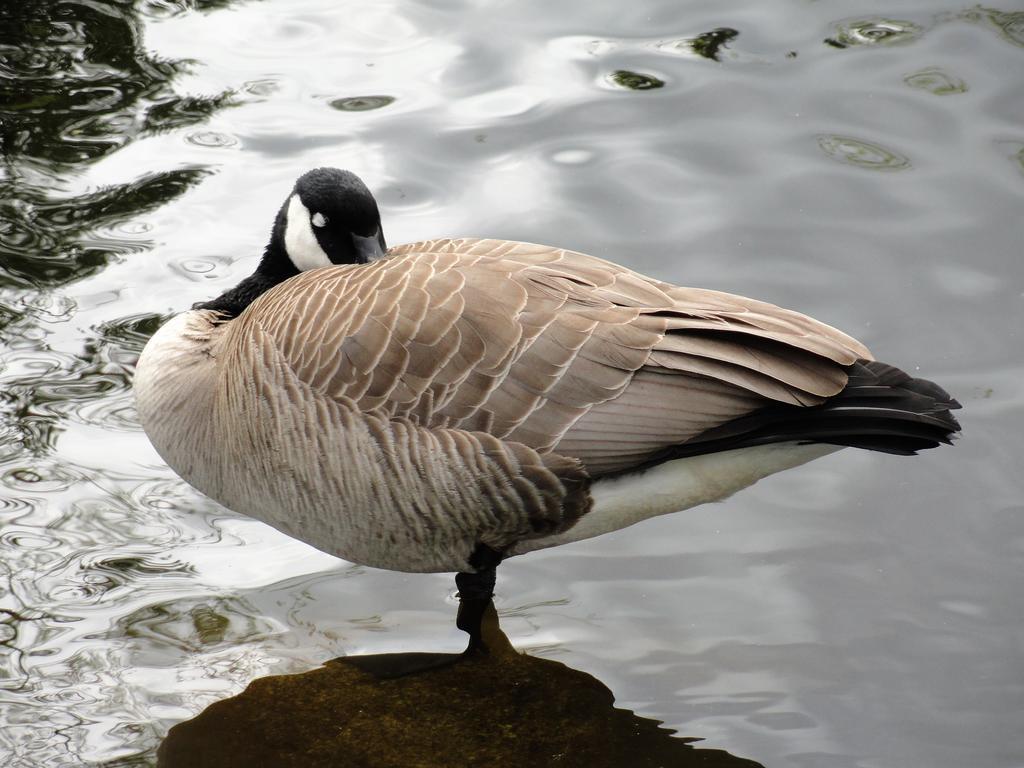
[352,231,386,263]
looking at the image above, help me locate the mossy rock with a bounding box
[158,607,761,768]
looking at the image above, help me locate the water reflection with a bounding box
[816,134,912,171]
[959,7,1024,47]
[158,604,764,768]
[0,1,236,762]
[139,0,240,19]
[824,18,924,49]
[0,0,228,289]
[2,311,162,458]
[904,67,968,95]
[329,95,397,112]
[605,70,665,91]
[822,9,1024,51]
[689,28,739,61]
[579,27,744,63]
[114,594,277,652]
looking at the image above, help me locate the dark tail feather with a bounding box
[671,360,961,459]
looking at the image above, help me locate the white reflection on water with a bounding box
[1,0,1023,766]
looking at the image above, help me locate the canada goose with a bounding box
[135,167,960,647]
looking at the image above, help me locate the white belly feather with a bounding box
[512,442,839,555]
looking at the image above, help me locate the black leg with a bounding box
[455,569,495,652]
[455,544,502,653]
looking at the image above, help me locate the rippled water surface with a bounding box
[1,1,1022,765]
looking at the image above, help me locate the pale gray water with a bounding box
[1,1,1022,765]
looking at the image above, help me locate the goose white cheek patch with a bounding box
[284,195,332,271]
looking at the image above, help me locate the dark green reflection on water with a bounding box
[824,18,923,49]
[1,170,209,289]
[960,7,1024,47]
[0,0,232,469]
[904,67,968,95]
[0,1,230,163]
[1,311,163,458]
[822,8,1024,50]
[608,70,665,91]
[329,95,396,112]
[117,594,276,651]
[0,0,230,290]
[159,604,764,768]
[817,134,911,172]
[690,28,739,61]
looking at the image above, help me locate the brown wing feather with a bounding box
[242,238,871,477]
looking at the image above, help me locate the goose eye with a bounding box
[311,212,328,228]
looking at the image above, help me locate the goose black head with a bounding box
[195,168,386,319]
[273,167,387,273]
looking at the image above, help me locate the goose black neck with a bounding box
[192,243,297,319]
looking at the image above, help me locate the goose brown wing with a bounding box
[239,238,871,477]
